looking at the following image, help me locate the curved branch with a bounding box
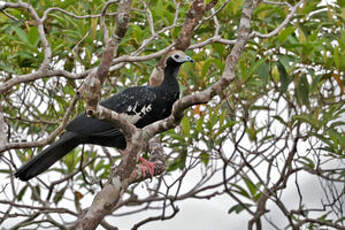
[251,0,305,39]
[0,200,77,216]
[41,7,117,23]
[100,0,121,42]
[187,36,236,50]
[131,203,179,230]
[0,69,90,94]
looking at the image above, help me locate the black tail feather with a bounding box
[14,132,80,181]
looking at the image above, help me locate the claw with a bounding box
[139,157,156,178]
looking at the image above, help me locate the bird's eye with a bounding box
[174,54,179,59]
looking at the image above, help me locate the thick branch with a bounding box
[0,105,7,147]
[75,1,135,229]
[82,0,131,115]
[175,0,208,50]
[150,0,218,86]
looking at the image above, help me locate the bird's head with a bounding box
[166,50,194,66]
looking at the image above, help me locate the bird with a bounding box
[14,50,194,181]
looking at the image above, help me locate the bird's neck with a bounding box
[161,62,180,90]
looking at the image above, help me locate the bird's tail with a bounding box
[14,132,80,181]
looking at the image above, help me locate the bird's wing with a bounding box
[65,115,122,137]
[66,86,156,137]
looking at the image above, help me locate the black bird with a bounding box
[15,50,193,181]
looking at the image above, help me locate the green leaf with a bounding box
[212,43,225,58]
[201,58,213,77]
[310,74,322,92]
[246,58,266,79]
[334,47,341,70]
[167,160,180,172]
[312,132,332,146]
[28,27,40,47]
[31,185,41,201]
[278,26,295,44]
[53,187,67,204]
[295,74,310,106]
[330,121,345,129]
[17,185,28,201]
[292,113,319,129]
[243,177,257,197]
[338,0,345,7]
[14,27,29,44]
[0,62,17,74]
[95,159,105,172]
[63,149,79,172]
[167,149,188,172]
[250,105,272,111]
[180,116,191,137]
[0,169,11,174]
[195,115,205,134]
[246,126,257,142]
[228,203,253,214]
[298,156,315,169]
[298,25,307,43]
[218,110,226,127]
[277,61,290,93]
[169,132,186,143]
[257,62,270,84]
[253,192,263,202]
[200,152,210,166]
[232,0,243,14]
[231,183,250,199]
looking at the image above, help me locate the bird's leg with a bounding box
[119,150,156,178]
[139,157,156,178]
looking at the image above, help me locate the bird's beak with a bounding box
[184,55,194,63]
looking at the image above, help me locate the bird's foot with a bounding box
[139,157,156,178]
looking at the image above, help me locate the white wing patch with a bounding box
[121,103,152,124]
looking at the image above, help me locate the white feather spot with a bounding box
[140,104,152,115]
[127,105,132,112]
[122,103,152,124]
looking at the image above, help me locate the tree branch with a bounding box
[75,1,136,228]
[150,0,219,86]
[0,104,7,147]
[41,7,117,23]
[251,0,305,39]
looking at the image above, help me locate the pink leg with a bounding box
[139,157,156,178]
[119,150,156,177]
